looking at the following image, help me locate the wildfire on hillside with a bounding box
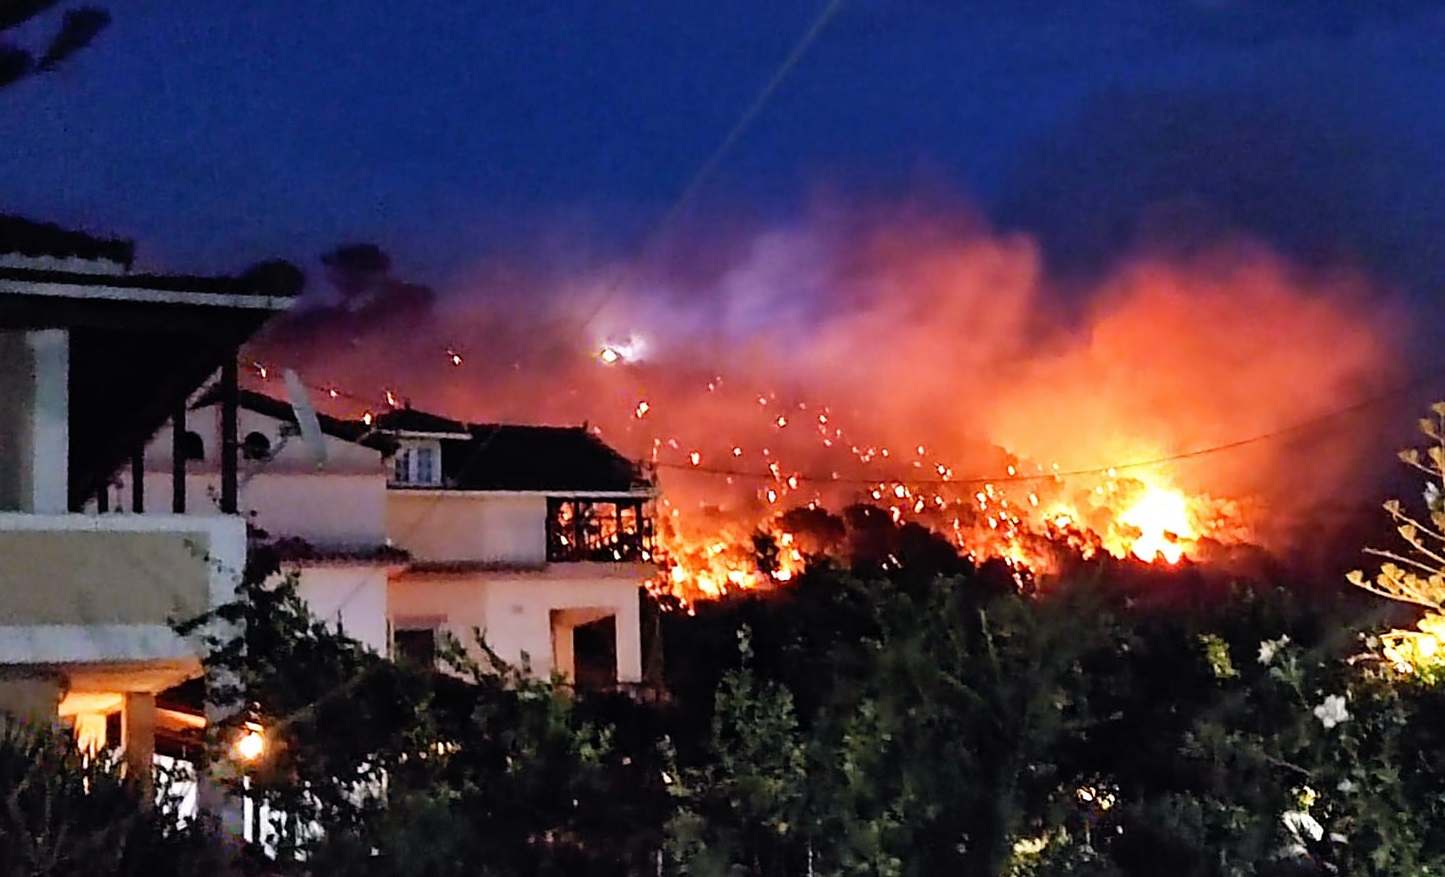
[605,363,1254,604]
[246,201,1405,603]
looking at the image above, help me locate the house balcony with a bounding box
[0,511,244,699]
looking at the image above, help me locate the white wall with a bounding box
[387,492,548,565]
[125,471,387,549]
[0,511,245,669]
[389,569,643,682]
[147,405,382,476]
[293,565,390,655]
[127,404,389,549]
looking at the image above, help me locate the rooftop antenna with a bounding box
[284,369,328,469]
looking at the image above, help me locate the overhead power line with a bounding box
[575,0,848,334]
[653,366,1445,487]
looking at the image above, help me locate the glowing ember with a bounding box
[635,374,1246,603]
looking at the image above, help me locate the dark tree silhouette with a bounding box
[0,1,109,90]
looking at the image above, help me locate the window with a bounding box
[392,449,412,484]
[414,447,436,484]
[241,431,272,461]
[546,497,653,562]
[181,431,205,462]
[393,627,437,667]
[390,443,441,486]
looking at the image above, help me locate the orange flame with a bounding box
[249,200,1402,606]
[1115,484,1193,563]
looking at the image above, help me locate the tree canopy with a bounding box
[0,1,109,90]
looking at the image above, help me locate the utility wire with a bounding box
[320,0,849,616]
[652,366,1445,487]
[575,0,848,334]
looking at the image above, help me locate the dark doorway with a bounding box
[572,615,618,690]
[393,627,438,669]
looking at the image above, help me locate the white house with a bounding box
[0,215,297,791]
[126,394,658,688]
[378,407,658,685]
[114,387,403,657]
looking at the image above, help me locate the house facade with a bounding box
[0,216,297,788]
[379,408,657,685]
[130,395,658,688]
[114,387,402,657]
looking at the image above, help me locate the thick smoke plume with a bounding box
[250,200,1407,575]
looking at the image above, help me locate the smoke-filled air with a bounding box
[250,200,1407,603]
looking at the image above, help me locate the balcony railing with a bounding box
[545,497,654,563]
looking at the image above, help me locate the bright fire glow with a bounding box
[636,376,1244,604]
[1116,484,1194,564]
[249,202,1400,606]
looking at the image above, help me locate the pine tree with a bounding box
[0,1,109,89]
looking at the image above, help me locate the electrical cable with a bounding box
[312,0,848,616]
[651,366,1445,488]
[575,0,849,335]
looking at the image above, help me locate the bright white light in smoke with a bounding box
[597,334,648,365]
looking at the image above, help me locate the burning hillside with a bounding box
[248,201,1405,601]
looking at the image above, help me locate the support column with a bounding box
[616,599,643,684]
[171,397,186,513]
[26,330,68,514]
[122,692,156,804]
[130,444,144,513]
[220,357,238,515]
[196,712,247,838]
[551,611,576,682]
[198,606,246,838]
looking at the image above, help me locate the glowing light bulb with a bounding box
[234,726,265,762]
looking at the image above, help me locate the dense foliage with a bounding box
[162,531,1445,877]
[660,559,1440,877]
[91,408,1445,873]
[0,720,224,876]
[179,542,672,875]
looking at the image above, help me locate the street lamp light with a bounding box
[234,723,266,762]
[231,722,267,845]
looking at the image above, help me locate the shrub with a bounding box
[0,719,226,876]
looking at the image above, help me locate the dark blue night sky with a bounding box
[2,1,1443,305]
